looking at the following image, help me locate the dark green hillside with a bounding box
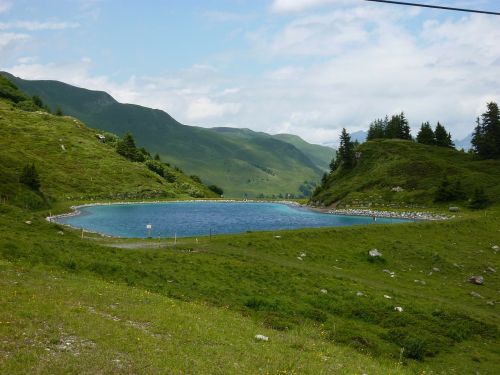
[313,139,500,207]
[0,95,213,207]
[2,72,324,198]
[272,133,335,171]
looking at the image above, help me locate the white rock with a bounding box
[274,235,281,239]
[300,252,306,257]
[25,221,32,225]
[492,245,499,251]
[255,334,268,342]
[432,267,440,272]
[297,257,303,261]
[320,289,328,294]
[383,295,392,299]
[394,306,404,312]
[356,292,364,297]
[369,249,382,257]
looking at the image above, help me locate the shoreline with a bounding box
[308,207,451,221]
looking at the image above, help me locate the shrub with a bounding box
[19,163,41,191]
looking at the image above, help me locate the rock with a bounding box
[297,257,303,261]
[273,235,281,239]
[486,301,495,306]
[470,291,483,299]
[448,206,460,212]
[320,289,328,294]
[300,252,306,257]
[487,267,497,273]
[394,306,404,312]
[492,245,499,251]
[57,231,64,235]
[25,221,32,225]
[369,249,382,257]
[469,276,484,285]
[356,292,364,297]
[432,267,440,272]
[383,294,392,299]
[255,334,269,342]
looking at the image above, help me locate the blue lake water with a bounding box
[55,201,411,238]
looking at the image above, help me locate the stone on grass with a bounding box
[486,267,496,273]
[470,291,483,299]
[432,267,440,272]
[57,231,64,235]
[383,294,392,299]
[469,276,484,285]
[300,252,306,257]
[394,306,404,312]
[356,292,365,297]
[320,289,328,294]
[369,249,382,257]
[255,334,269,342]
[492,245,499,252]
[297,257,303,261]
[25,221,32,225]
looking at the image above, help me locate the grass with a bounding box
[313,139,500,207]
[0,99,214,208]
[1,201,499,373]
[3,72,331,198]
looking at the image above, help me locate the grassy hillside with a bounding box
[0,95,213,207]
[272,133,335,171]
[1,201,499,373]
[2,72,325,198]
[313,139,500,207]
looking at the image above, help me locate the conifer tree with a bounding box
[336,128,356,169]
[20,163,41,191]
[416,122,435,145]
[434,122,454,148]
[116,132,144,162]
[472,102,500,159]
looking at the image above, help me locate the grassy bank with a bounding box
[1,202,499,373]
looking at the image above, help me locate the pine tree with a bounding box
[434,122,454,148]
[399,112,412,140]
[336,128,356,169]
[417,122,435,145]
[19,163,41,191]
[469,187,490,209]
[367,119,385,140]
[116,132,144,162]
[472,102,500,159]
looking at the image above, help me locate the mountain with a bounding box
[454,133,473,151]
[271,133,335,171]
[312,139,500,207]
[0,75,214,207]
[1,72,326,198]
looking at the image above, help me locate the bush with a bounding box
[19,163,41,191]
[144,159,165,177]
[208,184,223,196]
[469,187,490,209]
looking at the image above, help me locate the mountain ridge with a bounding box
[2,72,333,198]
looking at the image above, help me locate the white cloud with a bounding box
[2,3,500,145]
[271,0,350,13]
[186,97,241,121]
[0,1,12,14]
[0,21,80,31]
[0,32,30,53]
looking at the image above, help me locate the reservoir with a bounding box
[55,201,410,238]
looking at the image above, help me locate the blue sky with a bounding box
[1,0,500,144]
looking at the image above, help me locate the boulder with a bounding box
[469,276,484,285]
[369,249,382,257]
[255,334,269,342]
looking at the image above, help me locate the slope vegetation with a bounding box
[313,139,500,207]
[0,90,213,208]
[2,72,331,198]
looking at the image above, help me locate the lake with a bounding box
[54,201,410,238]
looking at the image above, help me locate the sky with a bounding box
[1,0,499,144]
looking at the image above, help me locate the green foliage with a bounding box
[434,122,454,148]
[416,122,435,145]
[3,73,330,197]
[55,107,63,116]
[19,163,41,191]
[190,175,202,184]
[472,102,500,160]
[434,177,466,203]
[334,128,356,170]
[469,187,490,209]
[367,113,412,141]
[116,132,145,162]
[312,140,500,207]
[208,184,224,196]
[144,159,164,177]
